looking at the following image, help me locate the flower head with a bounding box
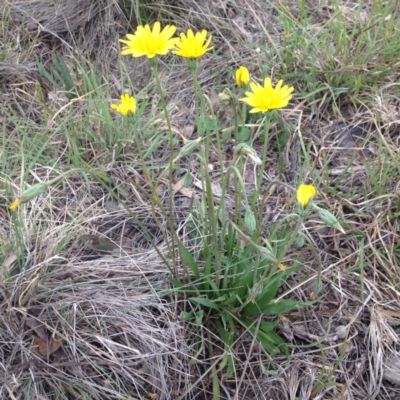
[173,29,213,59]
[296,184,316,208]
[9,198,21,211]
[240,77,294,113]
[111,94,137,116]
[236,66,250,87]
[119,22,177,59]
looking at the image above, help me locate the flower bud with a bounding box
[236,66,250,87]
[296,184,316,208]
[317,207,345,234]
[218,91,232,103]
[258,239,276,262]
[9,183,49,211]
[244,208,256,232]
[234,143,261,165]
[174,137,202,161]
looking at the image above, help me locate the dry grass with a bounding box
[1,0,400,399]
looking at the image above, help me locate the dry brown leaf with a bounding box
[25,318,47,340]
[181,124,195,139]
[30,334,63,357]
[178,186,193,198]
[172,177,185,195]
[193,178,222,197]
[173,177,193,198]
[376,306,400,323]
[377,306,400,318]
[3,253,17,270]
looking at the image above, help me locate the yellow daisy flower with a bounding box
[111,94,137,117]
[240,77,294,113]
[236,66,250,87]
[119,22,177,59]
[296,184,316,208]
[173,29,213,59]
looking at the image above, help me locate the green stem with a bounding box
[233,105,239,144]
[150,58,177,271]
[255,116,270,200]
[190,65,219,261]
[240,102,247,143]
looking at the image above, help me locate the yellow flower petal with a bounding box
[240,77,294,113]
[296,184,316,208]
[119,22,177,59]
[9,198,21,211]
[111,94,137,117]
[173,29,213,59]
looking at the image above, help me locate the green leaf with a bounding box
[221,293,241,307]
[206,277,220,294]
[189,297,221,312]
[180,311,194,320]
[255,330,281,355]
[202,255,212,292]
[225,223,235,257]
[241,319,282,355]
[195,310,204,326]
[259,320,280,332]
[240,275,284,317]
[78,234,118,252]
[36,56,57,87]
[179,243,200,279]
[240,319,283,354]
[260,299,304,315]
[55,55,75,92]
[165,276,184,289]
[184,172,193,187]
[213,295,228,303]
[215,319,233,347]
[215,319,235,378]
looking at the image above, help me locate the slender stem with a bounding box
[204,95,227,267]
[132,126,154,190]
[255,116,270,200]
[150,58,177,270]
[190,65,219,267]
[240,102,247,143]
[233,106,239,144]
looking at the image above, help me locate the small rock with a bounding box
[335,325,347,339]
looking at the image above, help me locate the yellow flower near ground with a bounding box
[9,198,21,211]
[236,66,250,87]
[173,29,213,59]
[240,77,294,113]
[296,184,316,208]
[119,22,177,58]
[111,94,137,116]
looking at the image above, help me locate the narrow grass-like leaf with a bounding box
[179,243,200,279]
[189,297,221,312]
